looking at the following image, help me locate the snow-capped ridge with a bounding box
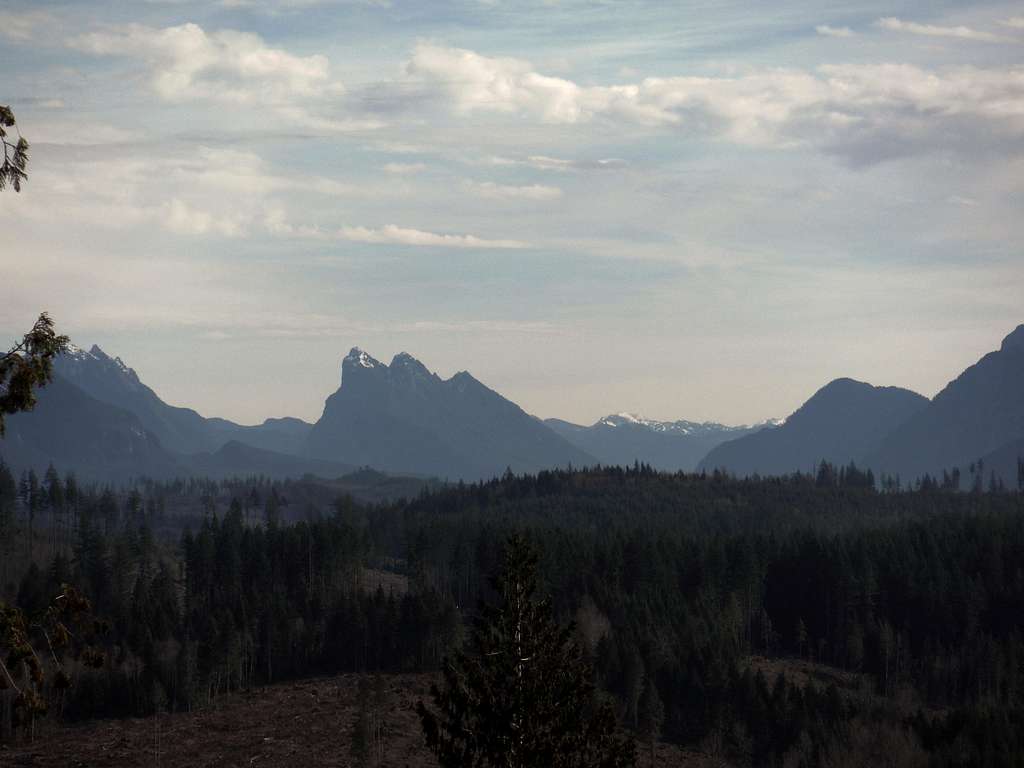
[64,343,90,361]
[596,412,782,436]
[344,347,381,369]
[60,343,141,387]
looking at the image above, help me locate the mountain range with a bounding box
[545,413,774,472]
[2,325,1023,487]
[698,379,929,477]
[700,325,1024,487]
[54,345,311,456]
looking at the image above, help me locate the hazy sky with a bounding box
[2,0,1023,426]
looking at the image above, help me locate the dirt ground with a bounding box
[0,673,719,768]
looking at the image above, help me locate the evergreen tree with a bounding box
[0,460,17,587]
[25,470,41,560]
[0,105,29,192]
[637,675,664,768]
[43,464,64,556]
[418,535,635,768]
[0,584,105,740]
[0,313,69,435]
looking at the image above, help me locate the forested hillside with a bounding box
[3,461,1024,766]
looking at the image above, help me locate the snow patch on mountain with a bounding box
[597,413,782,435]
[59,343,143,390]
[345,347,379,369]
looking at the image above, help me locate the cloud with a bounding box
[162,198,246,236]
[69,22,343,105]
[337,224,527,248]
[2,135,527,249]
[815,25,855,38]
[466,180,563,200]
[876,17,1009,43]
[489,155,627,171]
[0,10,53,42]
[407,44,1024,163]
[217,0,393,10]
[65,22,380,134]
[30,121,143,146]
[1001,17,1024,30]
[405,44,590,123]
[383,162,427,174]
[1,142,366,240]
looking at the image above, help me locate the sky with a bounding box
[2,0,1023,427]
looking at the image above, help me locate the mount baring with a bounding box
[304,348,595,479]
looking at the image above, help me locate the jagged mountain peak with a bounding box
[391,351,418,365]
[60,343,141,387]
[307,352,593,479]
[52,344,311,457]
[390,351,433,378]
[1001,324,1024,353]
[340,348,386,385]
[448,370,486,393]
[344,347,382,369]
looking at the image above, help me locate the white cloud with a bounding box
[407,45,1024,163]
[162,198,246,236]
[0,142,370,240]
[337,224,527,248]
[2,134,529,249]
[877,17,1009,43]
[947,195,980,207]
[383,162,427,174]
[406,44,585,122]
[815,25,855,38]
[69,22,343,105]
[1001,17,1024,30]
[466,180,563,200]
[489,155,627,171]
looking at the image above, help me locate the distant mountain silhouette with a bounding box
[699,378,928,477]
[12,327,1024,487]
[546,413,771,471]
[867,325,1024,483]
[186,440,354,480]
[0,375,181,480]
[305,348,595,479]
[54,345,311,455]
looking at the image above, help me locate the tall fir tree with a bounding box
[418,534,635,768]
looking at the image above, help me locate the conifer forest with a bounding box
[3,459,1024,766]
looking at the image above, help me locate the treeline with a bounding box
[3,459,1024,765]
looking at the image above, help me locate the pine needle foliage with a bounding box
[0,584,107,740]
[0,105,29,192]
[418,534,636,768]
[0,313,69,436]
